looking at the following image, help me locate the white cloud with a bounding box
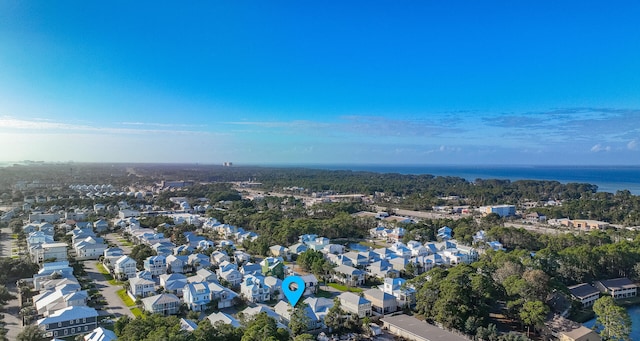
[628,139,638,150]
[590,144,611,152]
[0,116,212,135]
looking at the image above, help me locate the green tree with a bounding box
[0,286,14,306]
[241,312,288,341]
[16,325,45,341]
[324,299,344,332]
[289,303,311,337]
[519,300,549,337]
[593,296,632,341]
[293,334,315,341]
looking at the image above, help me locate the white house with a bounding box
[240,275,271,303]
[183,282,211,312]
[338,292,372,318]
[128,277,156,299]
[114,256,137,280]
[143,255,167,277]
[141,293,181,316]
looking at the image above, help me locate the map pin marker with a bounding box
[282,276,305,307]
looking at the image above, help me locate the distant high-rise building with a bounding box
[223,162,233,167]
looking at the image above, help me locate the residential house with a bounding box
[274,300,320,330]
[269,245,290,259]
[186,253,211,272]
[37,306,98,339]
[333,265,365,286]
[93,219,109,233]
[218,268,242,287]
[207,312,241,328]
[323,244,345,255]
[559,326,602,341]
[367,260,399,279]
[388,228,406,242]
[525,212,547,223]
[189,268,218,283]
[179,318,199,332]
[33,242,68,264]
[128,277,156,299]
[240,262,263,276]
[141,293,181,315]
[183,282,211,311]
[595,278,638,299]
[381,278,415,308]
[389,243,411,259]
[338,292,372,318]
[288,243,308,255]
[74,236,108,260]
[304,296,334,328]
[144,255,167,277]
[300,274,319,296]
[166,255,188,274]
[260,257,285,278]
[343,251,368,268]
[34,287,88,317]
[264,276,284,300]
[159,273,188,297]
[240,275,271,303]
[113,256,137,280]
[84,327,116,341]
[207,282,237,309]
[151,241,175,257]
[364,288,398,315]
[210,251,230,265]
[437,226,452,240]
[234,250,252,264]
[240,306,285,328]
[568,283,601,308]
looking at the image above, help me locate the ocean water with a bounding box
[303,165,640,195]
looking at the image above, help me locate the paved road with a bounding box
[83,261,134,319]
[103,233,133,254]
[3,283,23,340]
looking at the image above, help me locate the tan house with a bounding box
[559,326,601,341]
[364,288,397,315]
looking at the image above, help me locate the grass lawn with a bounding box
[130,307,143,318]
[11,234,17,239]
[96,262,119,284]
[316,289,334,298]
[327,283,363,293]
[118,239,133,246]
[116,289,136,307]
[359,241,378,248]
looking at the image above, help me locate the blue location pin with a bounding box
[282,276,305,307]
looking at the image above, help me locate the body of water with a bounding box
[584,305,640,340]
[301,164,640,195]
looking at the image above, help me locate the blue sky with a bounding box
[1,2,640,165]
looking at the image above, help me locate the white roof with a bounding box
[37,306,98,326]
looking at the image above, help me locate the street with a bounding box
[83,260,134,319]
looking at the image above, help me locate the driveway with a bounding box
[83,260,134,319]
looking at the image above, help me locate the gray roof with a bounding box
[381,314,469,341]
[338,292,370,305]
[598,277,637,290]
[568,283,600,298]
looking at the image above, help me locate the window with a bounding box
[83,318,86,323]
[54,331,58,337]
[76,319,80,324]
[71,328,75,334]
[64,329,68,335]
[85,326,89,331]
[58,322,61,327]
